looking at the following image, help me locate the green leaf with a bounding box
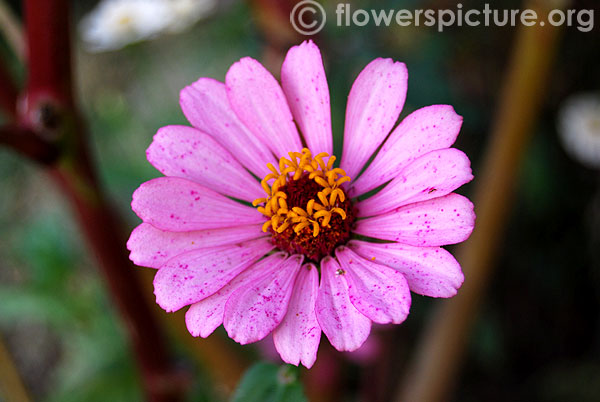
[231,362,307,402]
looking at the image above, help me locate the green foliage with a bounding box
[0,212,143,401]
[231,363,307,402]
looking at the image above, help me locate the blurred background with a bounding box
[0,0,599,401]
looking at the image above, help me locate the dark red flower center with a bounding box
[252,148,357,262]
[269,174,356,262]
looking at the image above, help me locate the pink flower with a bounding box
[127,40,475,368]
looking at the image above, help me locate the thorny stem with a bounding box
[395,1,565,401]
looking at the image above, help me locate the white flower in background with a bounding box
[558,93,600,169]
[80,0,216,52]
[80,0,174,52]
[167,0,217,33]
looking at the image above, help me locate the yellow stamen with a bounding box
[292,207,307,217]
[317,191,329,207]
[306,199,315,215]
[264,172,278,182]
[313,210,330,219]
[276,221,290,233]
[332,208,347,219]
[314,176,329,188]
[330,188,345,205]
[261,180,271,196]
[252,198,267,206]
[326,155,337,170]
[271,215,280,230]
[336,176,351,186]
[311,220,320,237]
[294,220,310,233]
[253,148,351,237]
[312,203,325,211]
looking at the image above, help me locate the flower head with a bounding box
[557,92,600,169]
[80,0,215,52]
[128,41,475,368]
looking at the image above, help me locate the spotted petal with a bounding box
[180,77,276,177]
[146,125,263,202]
[336,246,411,324]
[348,240,464,298]
[131,177,264,232]
[226,57,303,158]
[315,256,371,352]
[340,58,408,180]
[153,238,274,312]
[281,40,333,155]
[357,148,473,217]
[185,253,287,338]
[273,263,321,368]
[224,254,304,344]
[353,193,475,246]
[350,105,462,196]
[127,223,266,268]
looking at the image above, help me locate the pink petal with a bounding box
[340,58,408,180]
[131,177,264,232]
[153,238,274,312]
[185,252,287,338]
[226,57,302,158]
[146,125,263,202]
[281,40,333,155]
[335,246,410,324]
[127,223,266,269]
[357,148,473,217]
[272,263,321,368]
[348,240,463,298]
[180,77,276,177]
[353,193,475,247]
[350,105,463,196]
[224,254,304,344]
[315,256,371,352]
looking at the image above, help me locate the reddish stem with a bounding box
[10,1,185,400]
[23,0,72,108]
[0,124,58,163]
[51,164,184,402]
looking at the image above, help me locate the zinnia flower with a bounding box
[128,41,475,368]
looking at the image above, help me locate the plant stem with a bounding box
[0,1,186,400]
[394,2,564,402]
[0,125,58,163]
